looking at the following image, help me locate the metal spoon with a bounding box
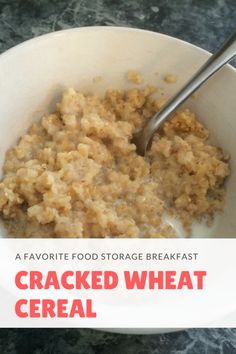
[132,30,236,156]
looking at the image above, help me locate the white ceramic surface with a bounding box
[0,26,235,238]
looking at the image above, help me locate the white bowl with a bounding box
[0,26,235,238]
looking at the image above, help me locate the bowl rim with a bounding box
[0,26,235,74]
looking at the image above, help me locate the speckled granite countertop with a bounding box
[0,1,236,353]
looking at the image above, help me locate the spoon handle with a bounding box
[139,30,236,154]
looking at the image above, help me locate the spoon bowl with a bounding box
[133,30,236,155]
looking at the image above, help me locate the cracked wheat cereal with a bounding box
[0,86,230,237]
